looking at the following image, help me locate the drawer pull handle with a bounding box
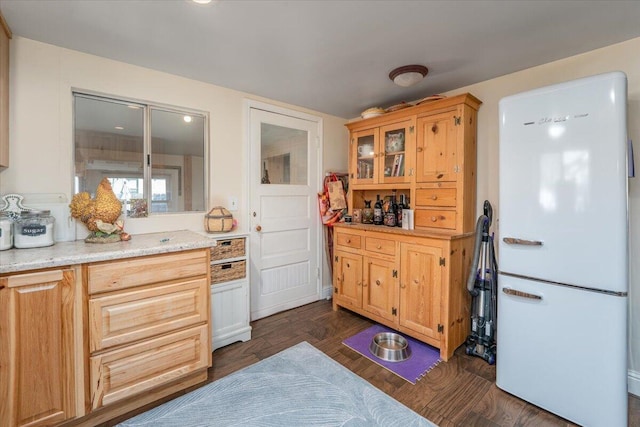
[221,264,232,270]
[220,241,232,246]
[346,239,351,243]
[376,245,382,249]
[431,216,437,222]
[431,195,438,200]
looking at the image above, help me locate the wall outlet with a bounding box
[228,196,238,211]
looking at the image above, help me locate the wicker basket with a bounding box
[211,260,246,284]
[211,238,245,261]
[205,206,233,233]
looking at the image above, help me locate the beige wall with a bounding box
[445,37,640,393]
[1,36,348,296]
[1,36,349,235]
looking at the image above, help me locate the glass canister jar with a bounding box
[14,210,55,249]
[0,211,13,250]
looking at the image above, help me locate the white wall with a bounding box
[445,37,640,395]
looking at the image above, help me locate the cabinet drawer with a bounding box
[365,236,396,256]
[210,238,245,261]
[336,232,362,250]
[88,249,209,294]
[416,188,456,207]
[90,325,209,409]
[89,278,208,352]
[211,260,246,284]
[415,209,457,230]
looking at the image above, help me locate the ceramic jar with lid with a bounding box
[14,210,55,249]
[0,211,13,250]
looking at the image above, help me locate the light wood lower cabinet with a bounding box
[90,325,209,409]
[399,243,442,341]
[0,268,80,427]
[332,225,473,361]
[87,248,212,412]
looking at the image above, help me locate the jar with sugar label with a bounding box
[14,210,55,249]
[0,211,13,250]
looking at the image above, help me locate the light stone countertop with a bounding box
[0,230,226,274]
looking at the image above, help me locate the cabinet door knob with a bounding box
[432,124,438,133]
[431,216,437,222]
[400,283,406,289]
[417,147,423,152]
[375,280,381,286]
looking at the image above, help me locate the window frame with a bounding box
[72,90,209,216]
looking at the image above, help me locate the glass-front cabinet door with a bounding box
[350,128,379,185]
[379,119,414,184]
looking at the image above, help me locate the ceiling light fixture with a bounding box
[389,64,429,87]
[183,115,192,123]
[192,0,212,4]
[114,126,124,130]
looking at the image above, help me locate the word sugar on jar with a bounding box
[14,210,55,249]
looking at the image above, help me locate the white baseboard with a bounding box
[629,369,640,397]
[322,285,333,300]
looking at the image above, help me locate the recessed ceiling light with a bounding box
[183,115,192,123]
[114,126,124,130]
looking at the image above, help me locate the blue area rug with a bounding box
[118,341,435,426]
[343,325,441,384]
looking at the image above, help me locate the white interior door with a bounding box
[248,105,321,320]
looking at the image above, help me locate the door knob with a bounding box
[255,225,262,232]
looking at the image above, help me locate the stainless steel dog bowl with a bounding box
[369,332,411,362]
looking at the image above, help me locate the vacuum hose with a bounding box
[467,200,494,296]
[466,214,488,296]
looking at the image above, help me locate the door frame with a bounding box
[243,99,324,318]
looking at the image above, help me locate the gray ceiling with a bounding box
[2,0,640,119]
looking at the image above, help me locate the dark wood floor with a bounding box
[107,299,640,427]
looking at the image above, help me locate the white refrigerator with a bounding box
[497,72,629,427]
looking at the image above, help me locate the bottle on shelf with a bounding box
[373,195,383,225]
[396,193,405,227]
[362,200,374,224]
[385,190,397,227]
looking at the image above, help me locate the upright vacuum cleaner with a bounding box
[465,200,498,365]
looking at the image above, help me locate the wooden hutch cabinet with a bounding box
[334,93,481,361]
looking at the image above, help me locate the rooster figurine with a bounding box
[70,178,125,236]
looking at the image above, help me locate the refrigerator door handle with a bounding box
[502,237,543,246]
[502,287,543,300]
